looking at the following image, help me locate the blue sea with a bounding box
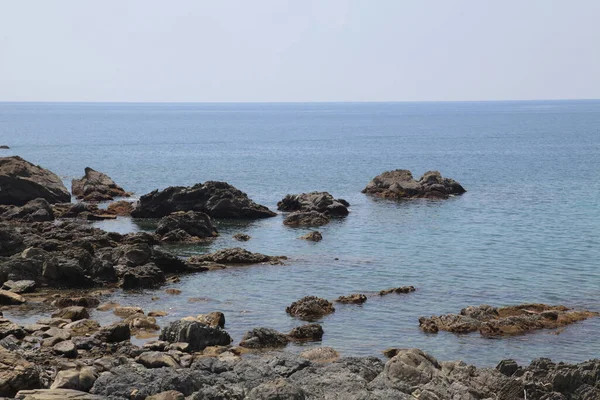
[1,101,599,366]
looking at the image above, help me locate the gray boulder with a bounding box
[0,156,70,205]
[159,319,232,351]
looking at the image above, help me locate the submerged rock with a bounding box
[156,211,218,242]
[419,303,598,336]
[232,233,251,241]
[283,211,330,227]
[0,156,71,206]
[131,181,276,219]
[188,247,286,265]
[362,169,466,200]
[379,285,416,296]
[278,192,349,216]
[336,293,367,304]
[71,167,130,201]
[286,296,335,320]
[299,231,323,242]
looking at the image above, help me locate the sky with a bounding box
[0,0,599,102]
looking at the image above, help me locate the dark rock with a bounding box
[1,198,55,222]
[379,285,416,296]
[0,146,9,149]
[117,263,166,289]
[286,296,335,320]
[159,319,231,351]
[278,192,350,216]
[232,233,251,241]
[299,231,322,242]
[0,156,71,206]
[156,211,218,241]
[71,167,130,201]
[362,169,466,200]
[239,327,290,349]
[497,359,519,376]
[52,297,100,308]
[0,225,24,256]
[188,247,286,265]
[336,294,367,304]
[95,322,131,343]
[287,324,324,341]
[131,181,276,219]
[1,280,36,294]
[283,211,329,227]
[51,306,89,321]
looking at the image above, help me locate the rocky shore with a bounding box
[1,156,598,399]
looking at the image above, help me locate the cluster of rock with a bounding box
[239,323,324,349]
[279,191,349,227]
[131,181,276,219]
[419,303,598,336]
[362,169,466,200]
[155,211,218,243]
[71,167,131,202]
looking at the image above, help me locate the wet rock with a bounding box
[189,247,286,265]
[136,352,180,369]
[278,191,350,216]
[15,389,105,399]
[131,181,276,219]
[239,327,290,349]
[283,211,330,227]
[1,198,55,222]
[0,156,71,205]
[379,285,416,296]
[63,319,100,336]
[288,323,324,341]
[286,296,335,320]
[362,169,466,200]
[1,279,36,294]
[336,294,367,304]
[95,322,130,343]
[419,304,599,336]
[232,233,251,241]
[196,312,225,328]
[300,347,339,363]
[0,289,26,305]
[156,211,218,242]
[299,231,323,242]
[0,347,41,397]
[106,200,134,216]
[159,319,232,352]
[50,367,97,391]
[52,297,100,309]
[71,167,130,201]
[51,306,89,321]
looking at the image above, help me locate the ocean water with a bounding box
[1,101,599,367]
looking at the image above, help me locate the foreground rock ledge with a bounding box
[362,169,466,200]
[0,156,71,206]
[419,303,598,336]
[131,181,276,219]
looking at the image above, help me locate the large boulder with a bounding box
[0,346,41,397]
[159,319,231,351]
[362,169,466,200]
[131,181,276,219]
[278,192,349,216]
[71,167,130,202]
[0,156,70,205]
[156,211,218,242]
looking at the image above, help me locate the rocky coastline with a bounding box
[0,156,598,399]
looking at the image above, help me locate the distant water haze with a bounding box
[2,100,599,366]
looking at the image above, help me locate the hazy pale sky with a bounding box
[1,0,599,102]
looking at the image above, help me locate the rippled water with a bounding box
[1,101,599,366]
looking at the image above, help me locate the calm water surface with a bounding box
[1,101,599,366]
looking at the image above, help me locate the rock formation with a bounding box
[71,167,130,202]
[363,169,466,200]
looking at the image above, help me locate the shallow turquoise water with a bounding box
[1,101,599,366]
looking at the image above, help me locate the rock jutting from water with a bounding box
[419,303,598,336]
[131,181,276,219]
[0,156,71,206]
[71,167,131,202]
[336,293,367,304]
[187,247,286,267]
[155,211,218,243]
[299,231,323,241]
[362,169,466,200]
[286,296,335,320]
[283,210,330,226]
[379,285,416,296]
[277,191,350,216]
[0,145,9,149]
